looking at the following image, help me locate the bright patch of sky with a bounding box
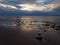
[36,0,48,4]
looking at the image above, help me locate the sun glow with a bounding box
[18,4,36,11]
[17,4,59,11]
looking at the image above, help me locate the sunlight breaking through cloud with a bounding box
[17,4,59,11]
[0,0,60,15]
[0,0,59,12]
[0,2,59,12]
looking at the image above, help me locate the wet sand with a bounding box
[0,16,60,45]
[0,26,60,45]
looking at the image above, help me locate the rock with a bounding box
[43,30,47,32]
[45,24,50,26]
[36,37,43,41]
[37,33,41,36]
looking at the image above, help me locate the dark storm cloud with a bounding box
[52,7,60,15]
[54,7,60,12]
[0,8,60,16]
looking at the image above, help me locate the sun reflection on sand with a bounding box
[20,16,33,31]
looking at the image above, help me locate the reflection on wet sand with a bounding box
[0,16,60,45]
[20,16,33,31]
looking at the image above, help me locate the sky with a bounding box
[0,0,60,16]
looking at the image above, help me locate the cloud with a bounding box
[0,0,60,4]
[17,4,59,11]
[52,0,60,4]
[0,1,59,12]
[0,0,60,16]
[0,3,18,10]
[0,0,20,6]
